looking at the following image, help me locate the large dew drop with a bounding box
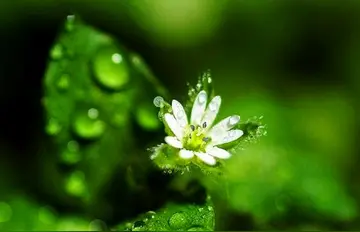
[92,47,130,91]
[168,211,189,230]
[135,105,160,130]
[72,109,106,140]
[132,220,146,231]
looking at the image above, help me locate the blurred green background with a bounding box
[1,0,360,230]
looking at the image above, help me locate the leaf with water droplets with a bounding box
[41,15,168,209]
[112,198,215,231]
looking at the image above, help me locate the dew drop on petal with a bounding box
[92,46,130,90]
[168,212,188,230]
[229,115,240,126]
[229,130,237,137]
[209,101,218,112]
[0,202,12,223]
[177,110,184,119]
[153,96,164,107]
[198,92,207,104]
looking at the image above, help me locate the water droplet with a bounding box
[89,219,107,231]
[168,212,188,230]
[207,205,213,211]
[207,77,212,84]
[61,140,81,164]
[135,105,161,130]
[72,112,106,140]
[133,220,145,230]
[56,74,70,91]
[112,53,123,64]
[0,202,12,223]
[196,83,201,90]
[50,44,63,60]
[124,222,133,230]
[92,47,130,90]
[198,92,207,104]
[153,96,164,108]
[145,211,156,220]
[222,136,229,143]
[38,206,57,225]
[88,108,99,119]
[65,15,76,31]
[229,115,240,126]
[198,207,204,212]
[111,111,128,127]
[229,130,236,137]
[65,171,86,197]
[209,101,218,111]
[187,226,208,231]
[45,118,62,135]
[177,109,185,119]
[67,140,79,152]
[157,111,164,122]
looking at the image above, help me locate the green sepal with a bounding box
[149,144,224,176]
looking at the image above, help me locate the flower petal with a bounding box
[165,136,183,148]
[164,113,184,140]
[195,152,216,165]
[210,129,244,146]
[190,90,207,126]
[205,146,231,159]
[201,96,221,129]
[208,115,240,137]
[172,100,188,128]
[179,149,194,159]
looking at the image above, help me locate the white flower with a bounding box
[164,90,243,166]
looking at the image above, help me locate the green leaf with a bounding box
[113,197,215,231]
[41,15,167,205]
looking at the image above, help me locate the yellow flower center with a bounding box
[182,123,211,152]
